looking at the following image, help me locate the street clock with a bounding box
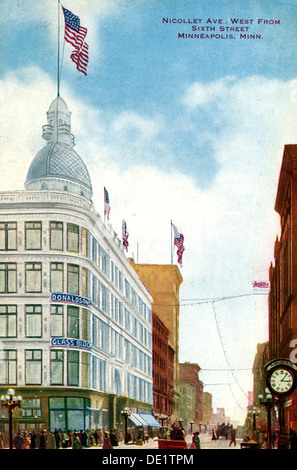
[265,359,297,397]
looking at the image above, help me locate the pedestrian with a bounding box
[0,432,4,449]
[30,431,37,449]
[93,429,99,446]
[82,429,88,448]
[102,433,113,449]
[72,432,82,449]
[47,432,57,449]
[39,430,47,449]
[229,425,236,447]
[22,431,30,449]
[190,432,201,449]
[14,432,24,449]
[54,429,61,449]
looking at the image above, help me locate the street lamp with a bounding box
[1,389,22,449]
[190,420,194,434]
[259,391,273,449]
[159,414,167,439]
[248,406,260,442]
[121,407,131,444]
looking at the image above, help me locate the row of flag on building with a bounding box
[104,187,185,266]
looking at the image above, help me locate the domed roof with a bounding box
[25,95,93,200]
[25,141,92,191]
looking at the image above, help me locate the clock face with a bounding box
[269,368,295,394]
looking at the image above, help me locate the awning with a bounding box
[128,413,161,427]
[128,413,146,426]
[139,414,161,427]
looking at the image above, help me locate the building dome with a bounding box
[25,96,93,200]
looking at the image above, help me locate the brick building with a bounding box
[268,144,297,430]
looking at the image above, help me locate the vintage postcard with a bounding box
[0,0,296,455]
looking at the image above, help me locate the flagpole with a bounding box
[170,220,173,264]
[57,0,61,97]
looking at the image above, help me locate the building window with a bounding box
[0,305,17,337]
[26,305,42,337]
[67,350,79,386]
[81,228,88,257]
[25,350,42,385]
[22,399,42,418]
[50,222,63,251]
[51,350,64,385]
[25,222,42,250]
[0,222,17,251]
[0,350,17,385]
[51,305,64,337]
[67,223,79,253]
[25,263,42,293]
[0,263,17,293]
[50,262,64,293]
[67,306,79,339]
[67,264,79,295]
[82,267,88,298]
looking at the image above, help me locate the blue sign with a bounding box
[50,338,93,351]
[51,293,91,307]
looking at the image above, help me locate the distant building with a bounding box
[212,407,231,426]
[179,362,203,425]
[202,392,213,424]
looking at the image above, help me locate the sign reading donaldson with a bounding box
[51,292,92,307]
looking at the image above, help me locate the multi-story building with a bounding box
[179,382,195,427]
[0,95,157,437]
[179,362,203,426]
[202,392,213,425]
[268,144,297,430]
[130,261,182,422]
[151,314,173,418]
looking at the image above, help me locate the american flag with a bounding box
[104,187,111,221]
[62,6,89,76]
[122,220,129,251]
[172,223,185,266]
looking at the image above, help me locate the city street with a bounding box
[114,433,243,450]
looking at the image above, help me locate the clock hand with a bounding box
[280,373,291,382]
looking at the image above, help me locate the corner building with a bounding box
[269,144,297,430]
[0,96,155,436]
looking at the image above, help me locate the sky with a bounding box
[1,0,297,425]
